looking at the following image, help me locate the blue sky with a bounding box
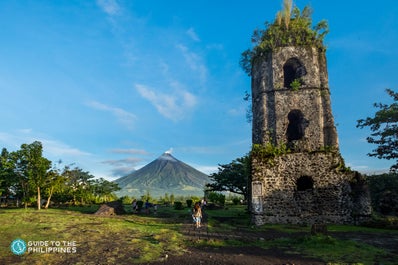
[0,0,397,180]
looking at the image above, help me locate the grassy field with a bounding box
[197,206,398,264]
[1,204,397,264]
[1,206,185,264]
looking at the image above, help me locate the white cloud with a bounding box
[96,0,121,16]
[165,147,173,154]
[102,157,144,177]
[102,157,142,167]
[186,27,200,42]
[135,84,197,122]
[86,101,136,129]
[194,165,218,175]
[228,106,245,116]
[42,139,91,157]
[0,131,29,150]
[0,130,91,160]
[109,167,135,177]
[176,44,208,85]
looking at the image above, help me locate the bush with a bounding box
[186,199,193,208]
[136,200,144,211]
[367,173,398,215]
[363,215,398,230]
[232,197,240,205]
[174,201,184,210]
[119,196,133,205]
[207,192,226,206]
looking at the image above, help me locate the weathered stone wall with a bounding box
[251,46,338,150]
[272,46,322,89]
[251,152,371,225]
[250,46,371,225]
[273,88,324,151]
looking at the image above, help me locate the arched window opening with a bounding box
[286,109,308,142]
[283,58,307,89]
[297,176,314,191]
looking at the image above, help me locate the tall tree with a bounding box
[43,160,66,209]
[43,169,66,209]
[19,141,51,210]
[92,178,120,203]
[10,149,31,208]
[206,155,250,201]
[0,148,14,197]
[63,166,94,205]
[357,89,398,172]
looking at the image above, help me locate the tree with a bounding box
[0,148,16,198]
[19,141,51,210]
[63,166,95,205]
[357,89,398,172]
[1,143,117,208]
[367,172,398,215]
[206,155,250,201]
[9,148,32,208]
[92,178,120,203]
[43,169,66,209]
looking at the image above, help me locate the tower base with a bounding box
[250,151,371,225]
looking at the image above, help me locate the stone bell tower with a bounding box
[250,45,371,225]
[252,46,338,150]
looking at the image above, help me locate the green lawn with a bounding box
[1,205,397,265]
[1,207,185,264]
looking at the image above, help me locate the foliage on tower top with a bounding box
[240,0,329,75]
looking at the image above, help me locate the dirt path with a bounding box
[148,216,398,265]
[150,245,325,265]
[149,222,325,265]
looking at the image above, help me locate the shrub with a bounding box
[186,199,193,208]
[367,173,398,215]
[232,197,240,205]
[136,200,144,212]
[174,201,184,210]
[240,4,328,76]
[363,215,398,230]
[207,192,226,206]
[119,196,133,205]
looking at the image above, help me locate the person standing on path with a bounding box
[192,202,202,228]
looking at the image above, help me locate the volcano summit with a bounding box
[114,152,209,198]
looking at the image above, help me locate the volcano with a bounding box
[114,152,209,198]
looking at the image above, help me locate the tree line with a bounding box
[0,141,120,210]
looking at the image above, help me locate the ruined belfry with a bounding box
[248,2,371,225]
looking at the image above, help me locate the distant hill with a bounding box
[114,152,209,198]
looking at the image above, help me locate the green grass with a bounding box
[1,205,397,265]
[205,205,251,232]
[254,235,388,265]
[0,208,185,264]
[252,223,310,233]
[328,224,398,234]
[196,205,397,265]
[57,204,100,214]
